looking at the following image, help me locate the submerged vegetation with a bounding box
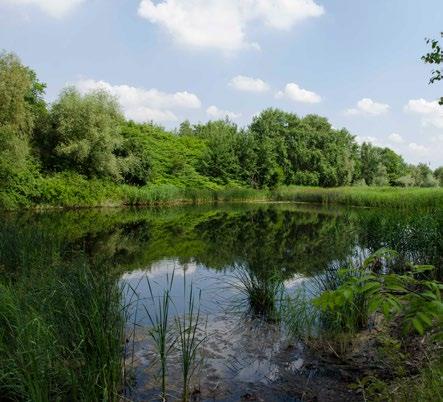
[1,52,442,210]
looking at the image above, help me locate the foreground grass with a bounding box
[1,173,442,210]
[0,256,126,401]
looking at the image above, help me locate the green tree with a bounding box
[48,88,125,180]
[359,143,381,185]
[192,119,241,184]
[434,166,443,187]
[0,52,45,192]
[380,148,407,185]
[422,32,443,105]
[411,163,438,187]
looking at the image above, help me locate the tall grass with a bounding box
[144,272,175,401]
[272,185,443,210]
[230,263,285,321]
[175,279,205,402]
[3,174,443,210]
[0,257,126,401]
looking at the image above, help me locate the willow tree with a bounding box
[48,88,126,180]
[0,52,45,189]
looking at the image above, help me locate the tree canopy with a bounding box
[0,51,441,206]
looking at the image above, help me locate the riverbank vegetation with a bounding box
[281,249,443,401]
[0,256,126,401]
[1,51,442,210]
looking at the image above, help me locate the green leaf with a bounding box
[411,318,424,335]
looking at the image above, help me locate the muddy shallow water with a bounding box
[122,260,359,401]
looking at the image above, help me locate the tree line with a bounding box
[1,52,442,201]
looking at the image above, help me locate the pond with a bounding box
[1,203,442,401]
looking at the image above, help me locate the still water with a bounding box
[1,203,441,401]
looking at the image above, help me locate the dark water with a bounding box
[1,203,442,401]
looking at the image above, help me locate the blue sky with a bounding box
[0,0,442,167]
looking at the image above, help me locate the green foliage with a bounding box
[175,282,205,402]
[434,166,443,187]
[422,32,443,105]
[0,51,46,137]
[313,250,443,336]
[411,163,439,187]
[360,143,407,186]
[0,53,442,209]
[249,109,357,188]
[272,185,443,210]
[0,52,43,198]
[144,272,175,400]
[48,88,126,180]
[0,258,126,401]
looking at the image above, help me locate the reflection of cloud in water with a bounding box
[284,274,307,289]
[121,258,198,281]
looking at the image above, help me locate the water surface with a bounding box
[1,203,441,401]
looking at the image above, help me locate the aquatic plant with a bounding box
[230,263,285,321]
[175,280,205,402]
[144,272,175,401]
[0,256,126,401]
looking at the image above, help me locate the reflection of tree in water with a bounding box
[355,209,443,276]
[193,206,358,277]
[1,205,441,280]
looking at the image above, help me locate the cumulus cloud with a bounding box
[404,98,443,129]
[137,0,324,52]
[0,0,84,18]
[355,135,380,146]
[75,79,201,123]
[345,98,390,116]
[229,75,270,92]
[388,133,404,144]
[408,142,430,156]
[206,105,241,119]
[276,82,321,104]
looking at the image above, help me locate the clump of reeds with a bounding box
[272,185,443,210]
[0,255,126,401]
[230,263,285,321]
[144,272,175,401]
[175,281,205,402]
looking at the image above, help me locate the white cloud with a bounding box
[408,142,430,156]
[75,79,201,123]
[229,75,270,92]
[355,135,380,146]
[0,0,84,18]
[137,0,324,52]
[388,133,404,144]
[252,0,324,30]
[206,105,241,119]
[276,82,321,104]
[404,98,443,129]
[345,98,390,116]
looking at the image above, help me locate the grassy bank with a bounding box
[1,174,443,210]
[272,185,443,209]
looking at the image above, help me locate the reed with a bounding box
[144,272,175,401]
[230,263,285,321]
[175,280,205,402]
[0,256,126,401]
[272,185,443,210]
